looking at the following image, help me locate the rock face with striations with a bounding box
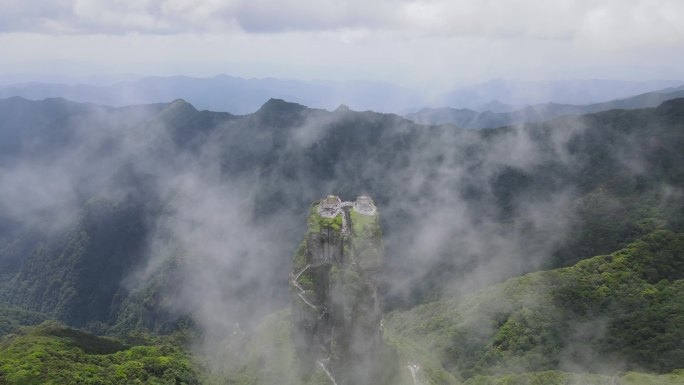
[290,195,389,385]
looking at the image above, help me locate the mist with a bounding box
[1,99,573,306]
[0,93,680,383]
[0,0,682,382]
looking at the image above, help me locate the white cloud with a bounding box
[0,0,682,87]
[1,0,683,46]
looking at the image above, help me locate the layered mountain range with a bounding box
[405,84,684,128]
[0,95,683,384]
[1,76,681,115]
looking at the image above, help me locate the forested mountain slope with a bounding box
[0,97,683,333]
[0,322,200,385]
[387,230,684,381]
[0,97,683,384]
[202,230,684,385]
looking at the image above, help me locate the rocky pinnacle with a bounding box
[290,195,386,385]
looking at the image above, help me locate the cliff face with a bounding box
[291,195,388,385]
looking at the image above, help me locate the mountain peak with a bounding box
[158,98,197,119]
[257,98,306,114]
[168,98,192,107]
[291,196,388,384]
[335,104,351,112]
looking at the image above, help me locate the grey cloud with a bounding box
[1,0,682,48]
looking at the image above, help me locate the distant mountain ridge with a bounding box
[0,75,421,114]
[442,78,684,107]
[0,75,682,115]
[406,85,684,128]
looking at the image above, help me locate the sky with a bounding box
[1,0,684,89]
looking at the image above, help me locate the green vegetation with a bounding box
[203,309,337,385]
[1,97,684,384]
[349,209,384,268]
[463,370,684,385]
[386,230,684,381]
[349,209,378,236]
[307,203,343,233]
[0,198,154,329]
[0,304,47,337]
[384,334,460,385]
[292,198,394,385]
[3,229,680,385]
[0,322,200,385]
[204,309,454,385]
[3,97,684,334]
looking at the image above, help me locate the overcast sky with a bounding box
[1,0,683,89]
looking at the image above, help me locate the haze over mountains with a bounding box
[407,84,684,128]
[1,91,683,384]
[2,0,683,382]
[0,75,682,115]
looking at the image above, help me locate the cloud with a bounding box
[1,0,682,49]
[1,0,682,89]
